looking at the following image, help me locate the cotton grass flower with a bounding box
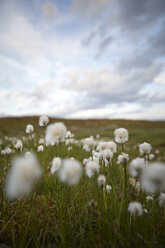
[106,141,117,153]
[141,162,165,194]
[51,157,62,174]
[1,149,6,156]
[106,184,112,193]
[139,142,152,155]
[58,158,82,185]
[97,175,106,188]
[45,122,67,145]
[85,160,100,178]
[83,137,95,152]
[117,153,129,164]
[149,154,155,160]
[15,140,23,151]
[146,196,153,202]
[158,193,165,207]
[38,138,45,145]
[39,115,49,127]
[5,153,42,200]
[37,145,44,152]
[129,157,145,179]
[25,124,34,134]
[5,147,12,155]
[114,128,128,144]
[128,202,143,217]
[101,149,113,166]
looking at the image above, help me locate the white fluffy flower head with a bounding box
[51,157,62,174]
[37,145,44,152]
[106,184,112,193]
[26,124,34,134]
[6,153,42,200]
[129,157,145,178]
[114,128,128,144]
[15,140,23,151]
[58,159,82,185]
[97,175,106,187]
[141,162,165,194]
[128,202,143,216]
[85,160,100,178]
[39,115,49,127]
[45,122,67,145]
[117,153,129,164]
[139,142,152,155]
[83,137,95,152]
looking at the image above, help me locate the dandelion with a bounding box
[5,153,42,200]
[51,157,62,174]
[45,122,67,146]
[106,184,112,193]
[117,153,129,164]
[85,160,100,178]
[37,145,44,152]
[25,124,34,134]
[58,158,82,185]
[129,157,145,179]
[39,115,49,127]
[158,193,165,207]
[15,140,23,151]
[97,175,106,188]
[141,162,165,194]
[128,202,143,217]
[139,142,152,156]
[114,128,128,144]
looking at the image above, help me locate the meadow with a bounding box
[0,117,165,248]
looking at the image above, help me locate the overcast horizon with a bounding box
[0,0,165,120]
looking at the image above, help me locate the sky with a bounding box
[0,0,165,120]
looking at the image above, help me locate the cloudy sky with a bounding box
[0,0,165,120]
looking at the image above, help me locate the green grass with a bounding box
[0,117,165,247]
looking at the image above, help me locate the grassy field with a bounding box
[0,117,165,247]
